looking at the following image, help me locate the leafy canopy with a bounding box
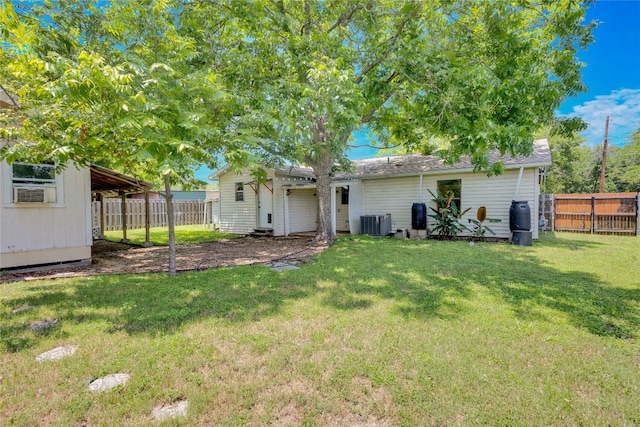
[0,0,230,187]
[207,0,595,174]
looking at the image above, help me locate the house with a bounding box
[0,161,152,270]
[209,139,551,239]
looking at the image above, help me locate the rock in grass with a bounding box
[269,262,300,271]
[36,345,77,362]
[88,373,130,392]
[12,305,34,314]
[152,400,189,421]
[30,319,59,331]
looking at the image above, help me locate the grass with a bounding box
[103,224,240,245]
[1,232,639,426]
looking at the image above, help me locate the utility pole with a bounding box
[599,115,610,193]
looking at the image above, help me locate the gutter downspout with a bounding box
[513,167,524,200]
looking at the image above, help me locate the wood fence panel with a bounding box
[92,199,205,231]
[552,193,639,235]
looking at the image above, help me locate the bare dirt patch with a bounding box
[1,236,327,282]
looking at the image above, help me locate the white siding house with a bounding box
[0,161,93,269]
[210,139,551,240]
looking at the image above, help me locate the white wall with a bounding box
[218,169,258,234]
[423,168,538,239]
[362,176,422,231]
[346,180,364,234]
[287,188,317,233]
[360,168,539,239]
[0,161,92,268]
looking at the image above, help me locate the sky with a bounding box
[198,1,640,181]
[558,0,640,148]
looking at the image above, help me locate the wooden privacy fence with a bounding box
[92,198,206,231]
[546,193,639,235]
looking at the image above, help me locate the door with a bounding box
[258,181,273,229]
[336,186,350,232]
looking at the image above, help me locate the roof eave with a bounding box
[350,160,551,180]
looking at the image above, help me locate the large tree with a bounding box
[2,0,595,247]
[606,127,640,193]
[200,0,594,243]
[0,0,231,275]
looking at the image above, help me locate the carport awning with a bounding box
[90,164,153,195]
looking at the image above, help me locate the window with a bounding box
[12,162,58,203]
[437,179,461,211]
[341,186,349,205]
[235,182,244,202]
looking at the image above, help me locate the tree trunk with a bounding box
[309,139,337,245]
[313,163,334,244]
[163,173,177,276]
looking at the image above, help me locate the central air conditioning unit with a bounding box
[360,214,392,236]
[13,187,47,203]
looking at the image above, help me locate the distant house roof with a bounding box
[210,139,551,181]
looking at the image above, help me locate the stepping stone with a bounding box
[36,345,77,362]
[12,305,34,314]
[152,400,189,421]
[88,373,130,392]
[30,319,59,331]
[269,262,300,272]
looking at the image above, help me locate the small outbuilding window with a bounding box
[437,179,461,211]
[235,183,244,202]
[11,162,58,203]
[341,186,349,205]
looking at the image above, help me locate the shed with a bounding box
[0,162,151,270]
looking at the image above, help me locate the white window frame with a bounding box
[2,161,64,206]
[235,182,244,202]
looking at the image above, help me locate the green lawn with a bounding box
[2,233,639,426]
[103,224,240,245]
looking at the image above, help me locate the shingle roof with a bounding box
[274,165,316,179]
[210,139,551,181]
[336,138,551,179]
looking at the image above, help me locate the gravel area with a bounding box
[1,236,328,282]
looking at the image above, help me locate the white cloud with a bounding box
[563,88,640,146]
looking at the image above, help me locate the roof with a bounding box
[210,139,551,181]
[90,164,153,194]
[336,139,551,179]
[209,163,316,180]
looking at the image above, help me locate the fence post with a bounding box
[590,196,595,234]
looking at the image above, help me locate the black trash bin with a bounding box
[411,203,427,230]
[509,201,531,231]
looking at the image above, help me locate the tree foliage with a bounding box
[0,0,231,274]
[542,126,640,194]
[1,0,596,245]
[199,0,595,242]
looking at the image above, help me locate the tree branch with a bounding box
[361,71,401,124]
[0,83,20,109]
[356,6,420,84]
[301,0,312,36]
[327,4,363,33]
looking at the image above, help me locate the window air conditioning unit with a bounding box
[13,187,47,203]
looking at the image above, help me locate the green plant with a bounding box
[468,206,502,241]
[427,189,471,239]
